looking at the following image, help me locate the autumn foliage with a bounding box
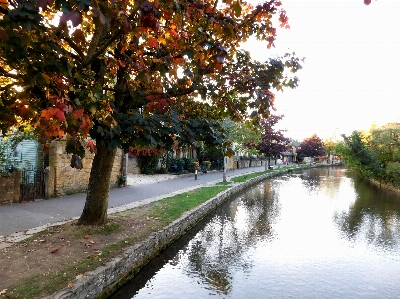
[250,114,290,162]
[0,0,301,224]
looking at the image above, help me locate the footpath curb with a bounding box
[45,166,314,299]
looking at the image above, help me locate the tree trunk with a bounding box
[77,138,117,225]
[265,156,271,170]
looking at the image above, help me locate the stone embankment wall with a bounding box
[48,141,124,197]
[364,177,400,195]
[227,156,266,170]
[46,166,306,299]
[0,170,20,205]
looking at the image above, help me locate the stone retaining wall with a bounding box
[49,141,124,197]
[46,166,305,299]
[0,170,20,205]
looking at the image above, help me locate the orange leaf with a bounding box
[81,115,91,133]
[51,248,61,253]
[41,107,58,120]
[72,109,84,120]
[148,38,158,47]
[87,140,97,154]
[170,30,178,38]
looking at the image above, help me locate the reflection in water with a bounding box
[110,167,400,299]
[334,171,400,252]
[168,184,281,296]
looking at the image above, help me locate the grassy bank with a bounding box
[0,185,229,299]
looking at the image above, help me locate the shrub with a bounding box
[183,157,195,172]
[139,155,159,174]
[202,161,211,170]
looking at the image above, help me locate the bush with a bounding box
[139,155,159,174]
[202,161,211,170]
[183,157,195,172]
[116,165,126,187]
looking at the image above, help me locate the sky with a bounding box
[242,0,400,142]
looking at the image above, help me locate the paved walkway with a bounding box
[0,165,279,244]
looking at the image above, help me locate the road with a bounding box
[0,165,271,240]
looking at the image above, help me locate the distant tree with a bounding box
[337,130,383,179]
[324,137,338,163]
[297,134,325,161]
[224,120,261,157]
[250,114,289,169]
[370,123,400,184]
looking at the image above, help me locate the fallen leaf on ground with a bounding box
[84,235,90,239]
[0,289,7,295]
[51,248,61,253]
[67,283,74,288]
[76,274,84,279]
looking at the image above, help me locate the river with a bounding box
[109,167,400,299]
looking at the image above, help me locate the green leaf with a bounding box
[233,1,242,17]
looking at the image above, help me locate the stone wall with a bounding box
[49,141,124,196]
[0,170,20,205]
[127,155,140,174]
[236,157,265,169]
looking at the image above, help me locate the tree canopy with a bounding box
[223,119,261,157]
[243,114,289,164]
[297,134,324,159]
[337,124,400,185]
[0,0,302,224]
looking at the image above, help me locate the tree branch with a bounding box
[82,4,142,68]
[62,36,85,61]
[82,27,124,68]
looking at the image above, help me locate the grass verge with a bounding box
[1,186,229,299]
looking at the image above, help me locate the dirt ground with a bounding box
[0,174,176,299]
[0,203,166,299]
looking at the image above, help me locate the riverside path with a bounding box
[0,165,279,245]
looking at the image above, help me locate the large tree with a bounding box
[0,0,301,225]
[249,114,289,168]
[297,133,325,161]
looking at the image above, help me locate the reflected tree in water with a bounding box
[174,181,280,295]
[298,167,327,193]
[334,172,400,251]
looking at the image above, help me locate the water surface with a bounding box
[110,167,400,298]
